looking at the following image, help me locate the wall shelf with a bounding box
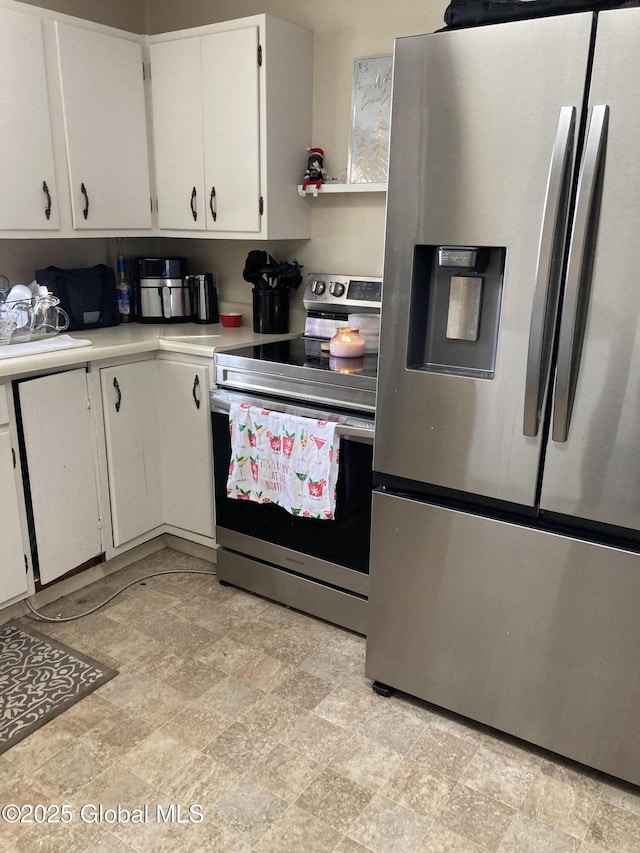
[297,182,387,197]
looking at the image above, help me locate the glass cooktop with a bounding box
[226,336,379,379]
[214,335,378,414]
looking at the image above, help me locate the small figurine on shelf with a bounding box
[301,147,327,196]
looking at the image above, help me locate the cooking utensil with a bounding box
[243,252,304,291]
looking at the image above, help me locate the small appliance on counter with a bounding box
[187,272,220,324]
[135,257,190,323]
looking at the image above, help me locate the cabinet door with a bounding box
[149,37,206,231]
[158,360,214,538]
[201,27,261,233]
[55,22,152,230]
[0,429,28,605]
[18,370,102,585]
[0,7,59,231]
[101,361,163,547]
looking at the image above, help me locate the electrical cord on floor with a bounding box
[24,569,218,623]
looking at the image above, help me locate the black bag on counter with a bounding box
[35,265,119,331]
[443,0,640,29]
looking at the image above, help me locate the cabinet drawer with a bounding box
[0,384,9,426]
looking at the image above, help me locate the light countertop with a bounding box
[0,321,301,380]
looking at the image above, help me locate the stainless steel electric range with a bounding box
[210,273,382,634]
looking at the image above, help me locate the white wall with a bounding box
[2,0,449,321]
[14,0,145,31]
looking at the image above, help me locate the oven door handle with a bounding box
[210,390,375,443]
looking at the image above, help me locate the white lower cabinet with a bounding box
[157,359,214,539]
[0,353,214,600]
[17,369,102,585]
[100,360,163,548]
[100,357,215,550]
[0,431,28,603]
[0,384,30,606]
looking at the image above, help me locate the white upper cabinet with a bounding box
[201,27,261,234]
[0,4,310,240]
[149,36,206,231]
[151,27,260,233]
[55,22,153,231]
[0,6,59,231]
[149,15,312,240]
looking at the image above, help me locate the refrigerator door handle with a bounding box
[523,106,576,437]
[552,104,609,443]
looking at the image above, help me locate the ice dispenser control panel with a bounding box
[407,245,505,380]
[438,247,480,268]
[438,246,490,343]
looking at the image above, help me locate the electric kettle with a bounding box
[188,273,220,324]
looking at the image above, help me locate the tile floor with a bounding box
[2,547,640,852]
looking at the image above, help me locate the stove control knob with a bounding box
[311,280,326,295]
[329,281,345,297]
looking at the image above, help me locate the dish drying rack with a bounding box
[0,285,70,346]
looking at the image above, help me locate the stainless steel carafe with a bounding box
[188,273,220,324]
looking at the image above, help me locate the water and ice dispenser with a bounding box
[407,245,505,379]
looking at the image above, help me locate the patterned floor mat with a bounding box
[0,619,117,755]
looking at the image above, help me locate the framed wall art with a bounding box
[347,54,393,184]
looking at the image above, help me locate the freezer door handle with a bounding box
[552,104,609,443]
[523,106,576,437]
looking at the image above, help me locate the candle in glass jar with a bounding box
[329,327,365,357]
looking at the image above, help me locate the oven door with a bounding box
[211,389,373,590]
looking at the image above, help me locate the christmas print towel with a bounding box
[227,403,341,519]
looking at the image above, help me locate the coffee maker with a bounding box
[135,257,190,323]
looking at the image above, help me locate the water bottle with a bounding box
[117,252,131,323]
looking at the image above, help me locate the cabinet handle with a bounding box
[81,182,89,220]
[190,186,197,221]
[113,376,122,412]
[209,186,217,221]
[192,374,201,409]
[42,180,52,221]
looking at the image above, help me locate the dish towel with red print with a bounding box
[227,403,341,519]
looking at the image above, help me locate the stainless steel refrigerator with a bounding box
[367,7,640,785]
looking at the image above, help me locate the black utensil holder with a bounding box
[253,288,289,334]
